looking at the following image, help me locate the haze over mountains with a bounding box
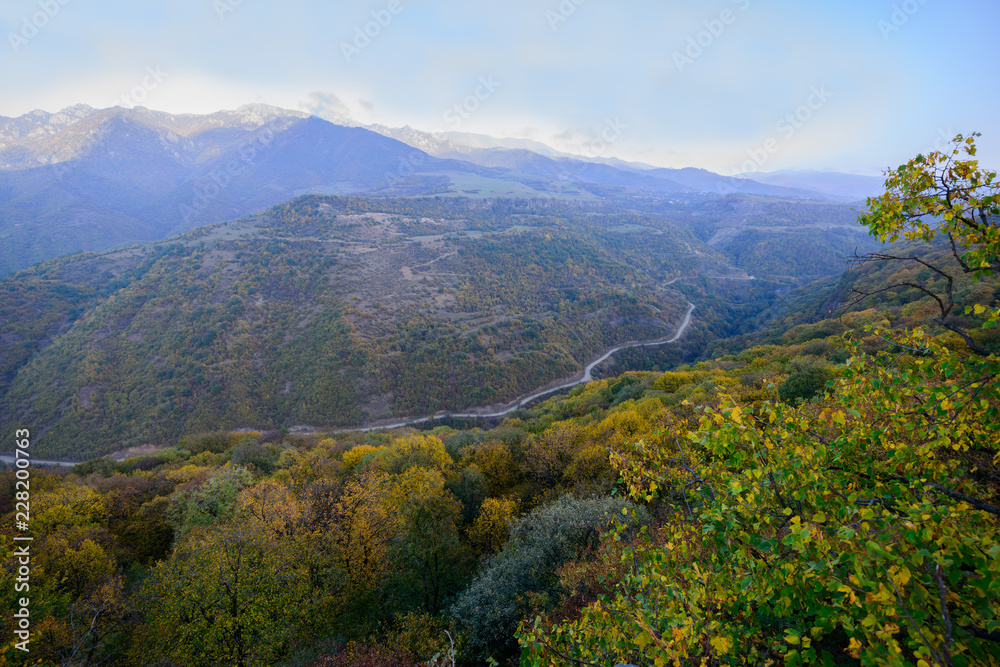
[0,104,882,276]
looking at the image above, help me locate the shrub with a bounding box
[777,365,834,404]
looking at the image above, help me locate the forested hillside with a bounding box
[642,195,876,281]
[2,186,886,461]
[2,197,740,459]
[3,267,996,664]
[0,312,875,666]
[2,138,995,667]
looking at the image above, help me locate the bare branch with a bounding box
[537,640,604,666]
[946,233,975,274]
[936,318,993,357]
[935,564,953,666]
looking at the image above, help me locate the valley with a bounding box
[1,189,883,460]
[0,197,708,458]
[2,2,997,661]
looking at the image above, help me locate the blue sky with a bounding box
[1,0,997,175]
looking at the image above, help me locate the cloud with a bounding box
[298,91,354,123]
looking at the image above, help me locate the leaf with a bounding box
[710,635,733,655]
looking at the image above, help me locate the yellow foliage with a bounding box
[237,478,303,537]
[283,447,343,488]
[335,471,400,589]
[165,464,214,483]
[225,430,261,445]
[32,483,107,533]
[463,440,520,496]
[653,371,697,393]
[592,406,644,443]
[381,433,453,474]
[388,466,448,509]
[467,496,518,554]
[342,444,386,471]
[633,396,665,419]
[35,528,115,597]
[525,426,581,485]
[840,308,890,331]
[565,445,612,485]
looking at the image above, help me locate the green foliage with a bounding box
[778,364,834,404]
[451,495,648,662]
[861,132,999,276]
[167,465,254,535]
[387,467,470,615]
[142,523,303,667]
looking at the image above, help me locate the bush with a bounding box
[777,365,834,404]
[230,440,279,474]
[167,465,254,534]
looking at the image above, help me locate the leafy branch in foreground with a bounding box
[850,133,1000,355]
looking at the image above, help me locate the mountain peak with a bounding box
[225,103,308,126]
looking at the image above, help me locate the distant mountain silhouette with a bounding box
[0,104,841,275]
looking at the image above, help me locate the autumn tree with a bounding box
[387,467,469,615]
[466,496,518,556]
[142,523,302,667]
[519,136,1000,666]
[853,131,1000,355]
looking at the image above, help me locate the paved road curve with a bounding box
[348,301,696,431]
[4,302,696,461]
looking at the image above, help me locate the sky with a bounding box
[1,0,998,175]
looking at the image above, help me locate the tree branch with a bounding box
[936,318,993,357]
[538,640,604,666]
[965,625,1000,643]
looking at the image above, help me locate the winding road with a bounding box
[346,301,696,432]
[3,302,696,463]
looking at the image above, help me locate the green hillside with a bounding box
[2,196,737,458]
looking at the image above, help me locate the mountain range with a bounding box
[0,103,879,276]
